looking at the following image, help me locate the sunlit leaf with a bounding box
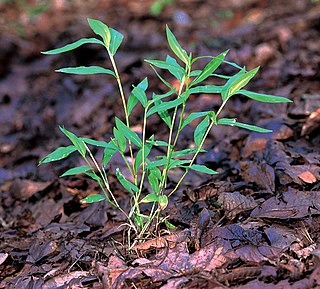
[217,118,236,125]
[194,115,210,147]
[41,38,104,55]
[55,66,115,76]
[191,50,228,86]
[145,59,186,77]
[141,193,159,203]
[147,97,184,117]
[38,146,77,165]
[166,25,189,64]
[236,90,292,103]
[59,126,86,156]
[188,85,223,95]
[181,111,211,129]
[87,18,111,46]
[189,164,218,174]
[81,194,106,203]
[116,168,139,195]
[233,121,272,133]
[166,55,184,81]
[109,28,124,56]
[115,117,142,148]
[127,77,148,115]
[60,166,92,177]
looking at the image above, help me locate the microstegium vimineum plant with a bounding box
[39,19,292,247]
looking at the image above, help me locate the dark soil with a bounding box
[0,0,320,288]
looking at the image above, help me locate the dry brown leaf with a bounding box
[218,191,258,219]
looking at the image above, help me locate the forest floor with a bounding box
[0,0,320,288]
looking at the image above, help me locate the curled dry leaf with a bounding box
[218,191,258,219]
[132,229,191,251]
[217,266,262,283]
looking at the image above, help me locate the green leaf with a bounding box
[158,195,168,209]
[194,115,210,147]
[109,28,124,56]
[81,138,109,147]
[191,50,228,86]
[127,77,148,115]
[113,128,126,153]
[236,90,292,103]
[149,89,176,106]
[41,38,104,55]
[147,97,184,117]
[59,126,86,157]
[149,65,173,89]
[38,146,77,165]
[146,157,168,169]
[148,166,162,181]
[102,142,118,166]
[172,148,205,157]
[115,118,142,148]
[166,25,189,65]
[85,172,103,187]
[134,140,153,172]
[148,172,160,194]
[166,55,184,81]
[190,70,232,79]
[188,85,223,95]
[168,159,191,169]
[181,111,211,129]
[145,59,186,77]
[55,66,115,76]
[116,168,139,195]
[217,118,236,125]
[164,220,176,229]
[80,194,106,203]
[141,193,159,203]
[87,18,111,46]
[222,67,259,101]
[60,166,92,177]
[189,164,218,175]
[221,68,246,101]
[152,98,172,128]
[132,86,148,107]
[233,121,272,133]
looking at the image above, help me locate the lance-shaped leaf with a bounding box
[38,146,77,165]
[168,159,191,169]
[102,142,118,166]
[55,66,115,76]
[221,68,246,101]
[113,128,126,153]
[81,138,109,147]
[181,111,211,129]
[116,168,139,195]
[217,118,236,125]
[189,164,218,175]
[59,126,86,157]
[134,140,153,172]
[115,117,142,148]
[81,194,106,203]
[166,55,184,81]
[191,50,228,86]
[236,90,292,103]
[222,67,259,101]
[153,98,172,128]
[141,193,159,203]
[109,28,124,56]
[194,115,210,147]
[41,38,104,55]
[149,89,176,106]
[166,25,189,64]
[60,166,92,177]
[85,172,103,187]
[148,171,160,194]
[145,59,186,77]
[188,85,223,95]
[233,121,272,133]
[149,64,173,89]
[132,86,148,107]
[87,18,111,46]
[147,97,184,117]
[172,148,205,157]
[127,77,148,115]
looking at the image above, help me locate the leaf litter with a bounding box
[1,0,320,288]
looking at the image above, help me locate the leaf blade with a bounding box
[55,66,115,76]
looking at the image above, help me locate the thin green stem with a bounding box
[168,120,214,198]
[108,51,137,183]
